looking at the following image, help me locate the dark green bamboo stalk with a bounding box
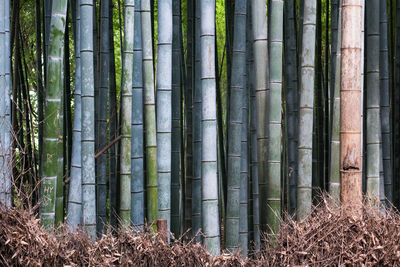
[226,0,246,252]
[192,0,202,240]
[329,0,342,201]
[366,0,382,201]
[380,0,392,204]
[393,0,400,207]
[284,0,298,215]
[108,0,118,228]
[171,0,183,237]
[184,0,194,233]
[96,0,109,235]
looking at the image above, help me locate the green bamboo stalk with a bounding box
[380,0,392,204]
[96,0,109,235]
[297,0,317,220]
[284,0,299,215]
[267,0,283,232]
[192,0,202,240]
[312,0,322,201]
[366,0,381,201]
[329,0,342,201]
[119,0,135,227]
[251,0,269,234]
[184,0,194,234]
[108,0,118,228]
[131,0,145,230]
[36,0,44,206]
[156,0,172,234]
[66,0,82,230]
[55,4,67,227]
[393,0,400,207]
[200,0,220,255]
[44,0,52,85]
[171,0,183,237]
[240,7,251,255]
[248,1,260,251]
[80,0,96,239]
[142,0,158,225]
[40,0,68,228]
[226,0,246,252]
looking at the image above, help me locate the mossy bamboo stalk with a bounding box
[142,0,158,225]
[251,0,269,233]
[40,0,68,228]
[267,0,283,232]
[248,2,260,251]
[119,0,135,226]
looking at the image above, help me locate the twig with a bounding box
[95,135,122,159]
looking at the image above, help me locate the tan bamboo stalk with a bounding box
[340,0,363,211]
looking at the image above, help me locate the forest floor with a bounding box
[1,198,400,266]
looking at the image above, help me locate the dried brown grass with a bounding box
[2,197,400,266]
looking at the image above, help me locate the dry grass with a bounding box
[1,197,400,266]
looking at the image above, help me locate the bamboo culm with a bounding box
[80,0,96,239]
[200,0,221,255]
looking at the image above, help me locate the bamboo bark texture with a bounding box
[340,0,363,210]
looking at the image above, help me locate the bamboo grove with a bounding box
[1,0,400,257]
